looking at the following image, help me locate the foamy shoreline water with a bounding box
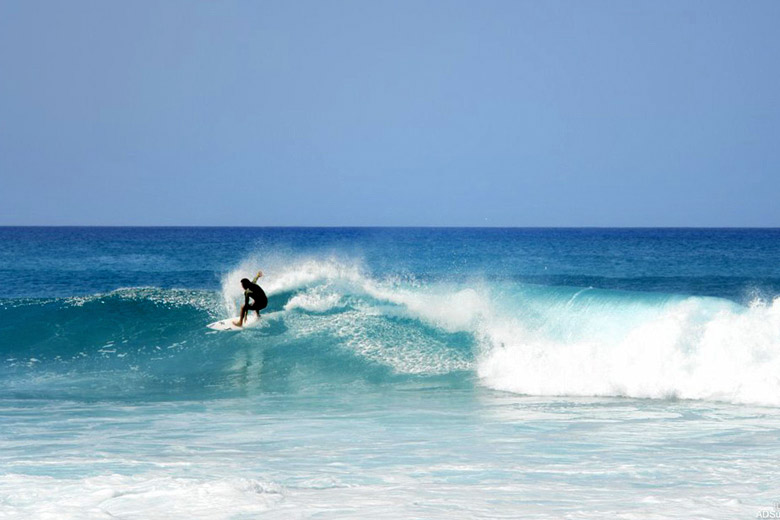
[2,391,779,520]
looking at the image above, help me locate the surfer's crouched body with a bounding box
[233,270,268,327]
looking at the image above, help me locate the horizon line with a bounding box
[2,225,780,230]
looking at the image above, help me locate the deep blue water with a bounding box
[1,227,779,518]
[3,227,780,299]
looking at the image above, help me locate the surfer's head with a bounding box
[240,278,251,289]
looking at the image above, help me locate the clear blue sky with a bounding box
[1,0,778,226]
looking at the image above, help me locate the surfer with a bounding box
[233,270,268,327]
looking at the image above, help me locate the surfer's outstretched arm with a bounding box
[252,270,263,284]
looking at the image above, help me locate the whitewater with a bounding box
[2,227,780,518]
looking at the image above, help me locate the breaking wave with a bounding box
[2,256,779,406]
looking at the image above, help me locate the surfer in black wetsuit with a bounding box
[233,270,268,327]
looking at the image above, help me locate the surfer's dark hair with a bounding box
[240,278,250,288]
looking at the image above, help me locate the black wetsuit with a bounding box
[244,282,268,311]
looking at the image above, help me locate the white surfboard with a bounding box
[207,317,252,331]
[206,311,281,331]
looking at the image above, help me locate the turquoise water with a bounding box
[1,227,780,518]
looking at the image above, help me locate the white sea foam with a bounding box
[284,288,343,313]
[3,392,778,520]
[368,276,780,406]
[0,473,282,520]
[477,296,780,406]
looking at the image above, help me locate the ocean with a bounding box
[1,227,779,519]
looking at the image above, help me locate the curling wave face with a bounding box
[2,256,780,406]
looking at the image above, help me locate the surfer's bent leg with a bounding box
[233,304,248,327]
